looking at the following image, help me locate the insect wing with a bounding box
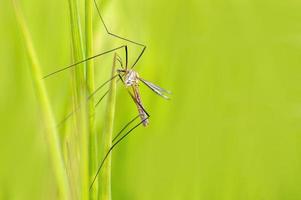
[139,78,171,99]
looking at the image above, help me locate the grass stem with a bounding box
[12,1,70,199]
[85,0,98,199]
[98,54,117,200]
[68,0,89,199]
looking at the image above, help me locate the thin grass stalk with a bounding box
[12,1,70,199]
[85,0,98,199]
[68,0,89,199]
[98,54,117,200]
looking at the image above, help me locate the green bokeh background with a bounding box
[1,0,301,199]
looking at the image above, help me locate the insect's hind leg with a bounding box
[89,79,151,190]
[89,113,150,191]
[112,115,140,143]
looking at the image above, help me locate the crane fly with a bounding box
[118,68,171,126]
[43,0,171,191]
[87,55,171,191]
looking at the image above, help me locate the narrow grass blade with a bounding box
[98,54,117,200]
[68,0,89,199]
[85,0,98,199]
[12,1,70,199]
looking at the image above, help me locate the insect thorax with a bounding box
[123,70,139,87]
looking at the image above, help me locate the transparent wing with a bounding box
[139,78,171,99]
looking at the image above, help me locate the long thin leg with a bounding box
[89,115,150,191]
[89,76,150,190]
[112,115,140,143]
[57,89,111,128]
[115,54,123,67]
[93,0,146,69]
[57,110,75,128]
[88,74,118,100]
[57,74,120,127]
[55,48,126,126]
[43,45,127,79]
[57,70,127,127]
[94,89,110,108]
[131,46,146,69]
[127,89,150,117]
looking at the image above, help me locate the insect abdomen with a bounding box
[133,86,149,126]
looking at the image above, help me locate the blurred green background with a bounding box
[1,0,301,199]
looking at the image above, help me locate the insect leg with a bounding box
[89,114,150,191]
[89,77,151,190]
[57,52,124,127]
[93,0,146,69]
[112,115,140,143]
[43,45,127,79]
[115,54,123,67]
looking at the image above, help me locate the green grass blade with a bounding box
[85,0,98,199]
[11,1,70,199]
[98,54,117,200]
[68,0,89,199]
